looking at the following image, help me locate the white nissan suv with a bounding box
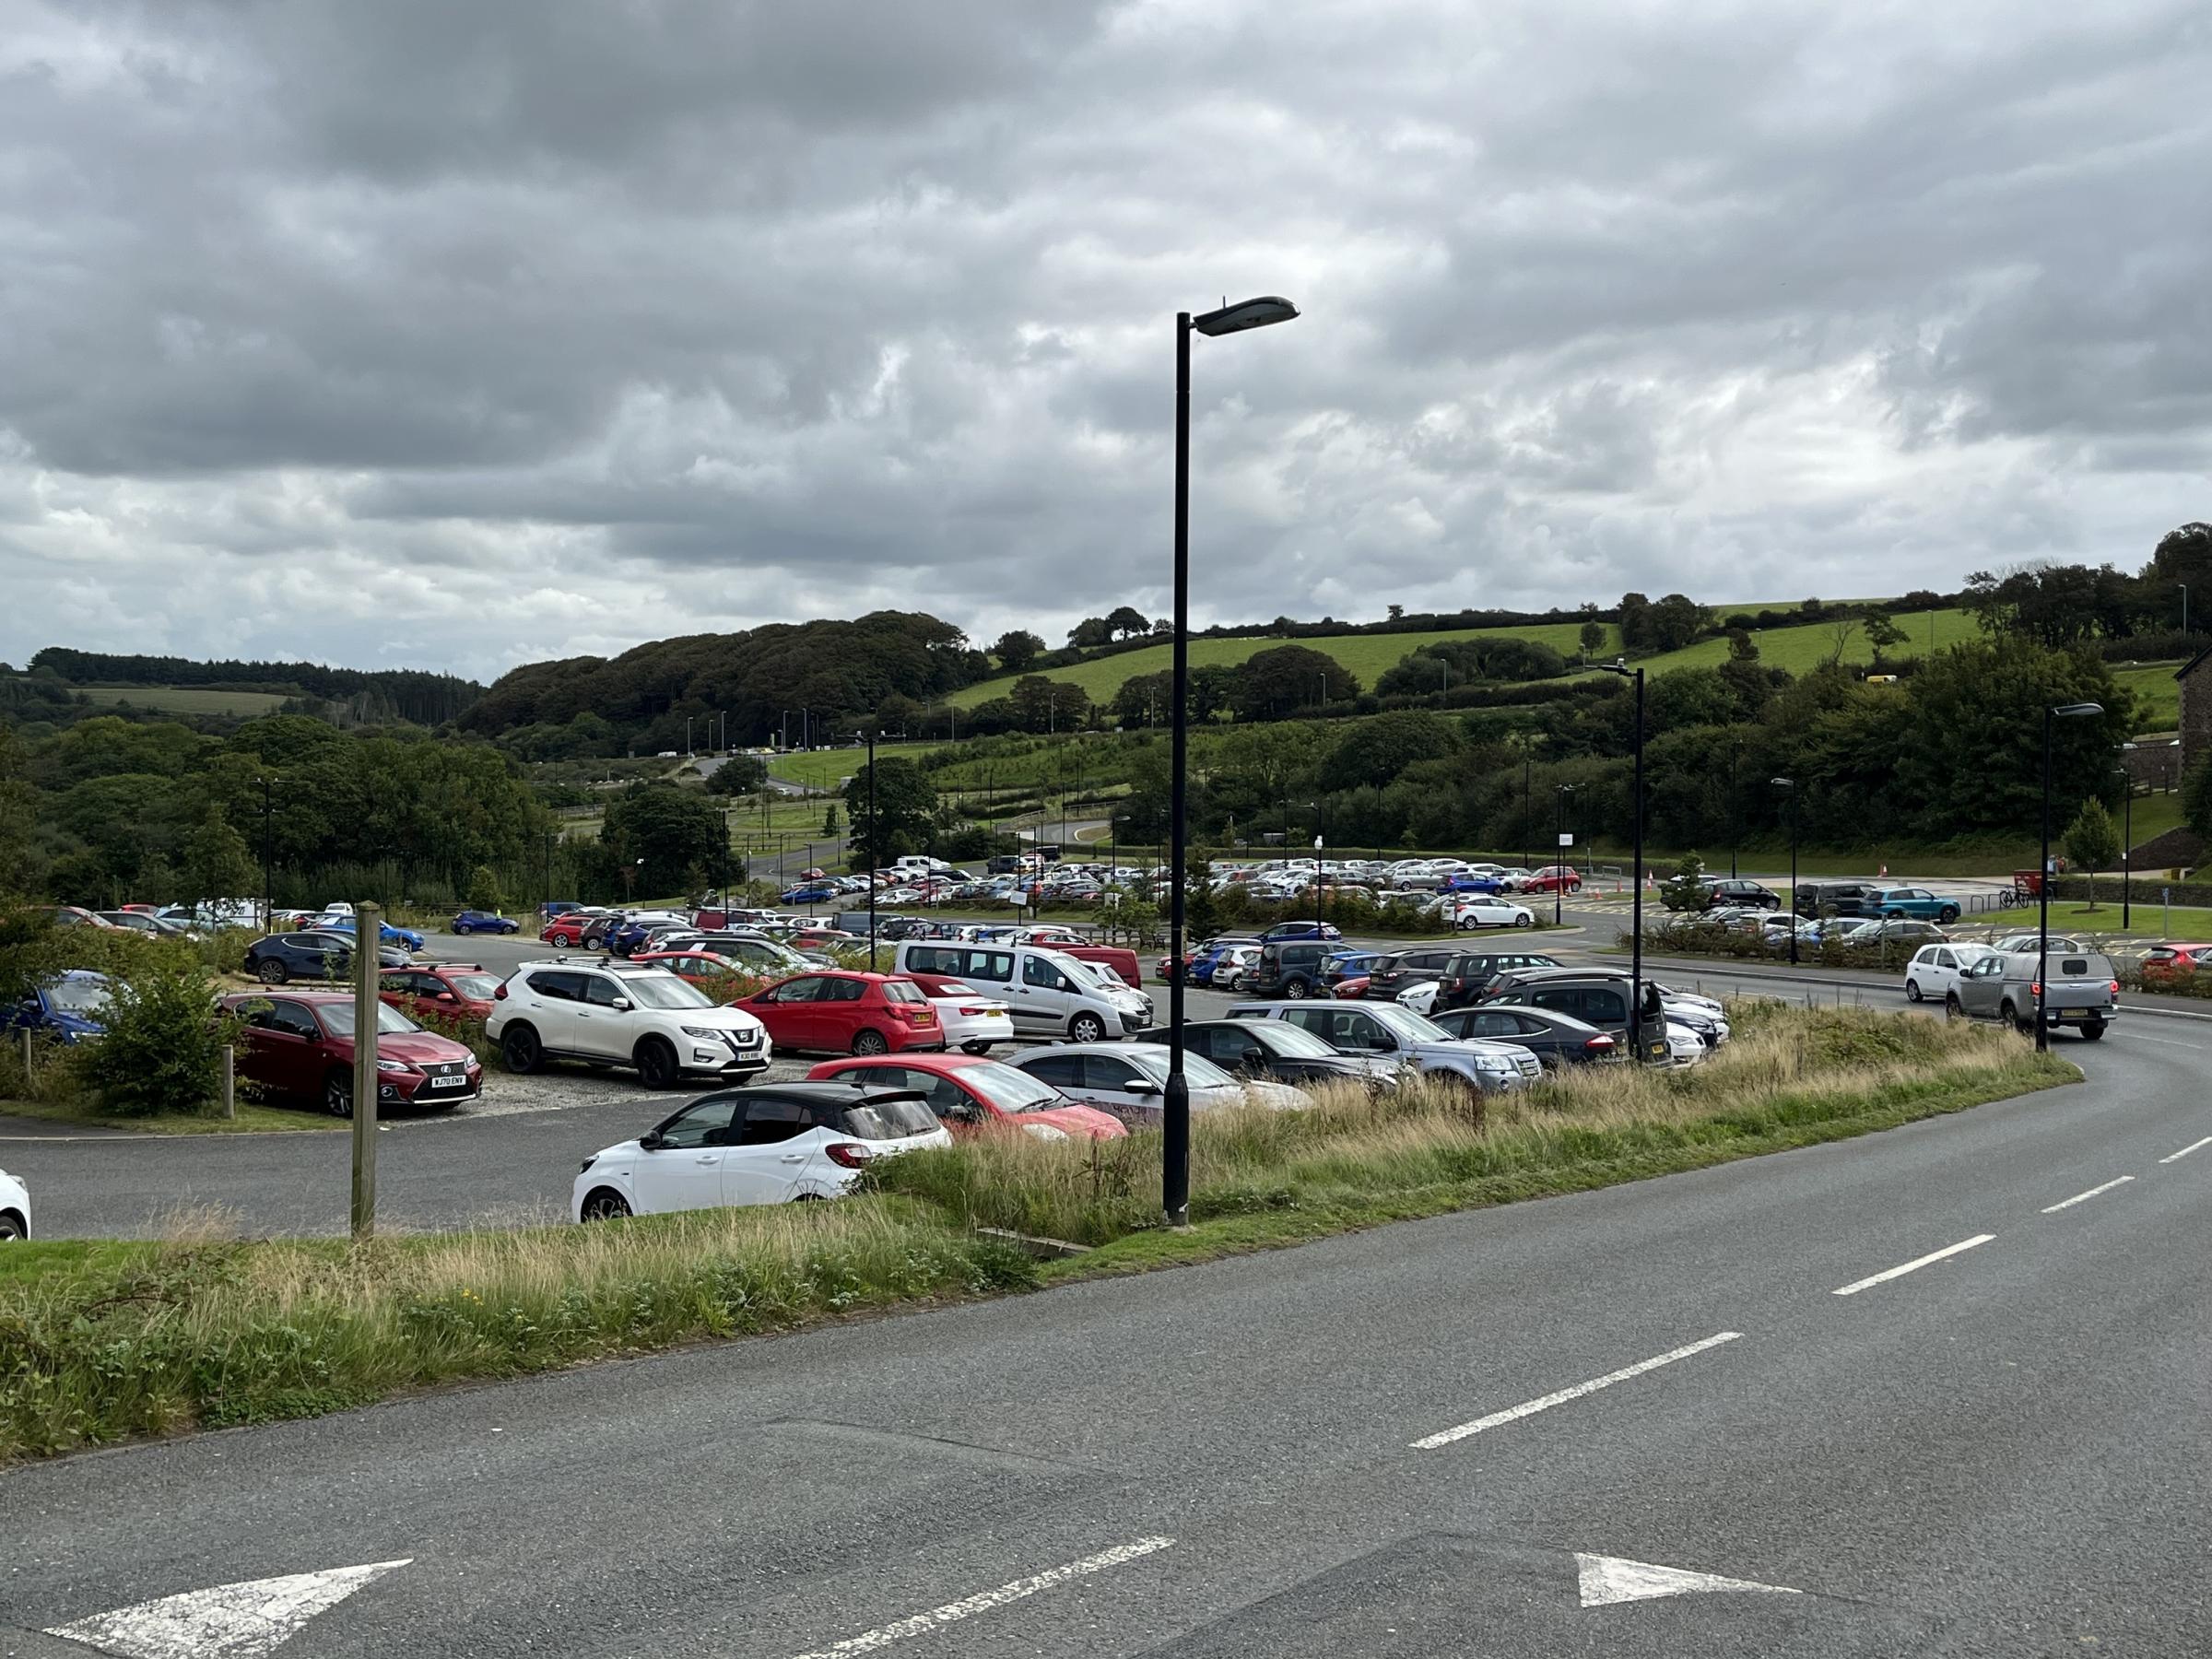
[487,959,771,1088]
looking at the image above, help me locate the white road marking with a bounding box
[1832,1234,1994,1297]
[2042,1175,2135,1212]
[782,1536,1174,1658]
[2159,1135,2212,1164]
[1575,1552,1802,1608]
[2115,1031,2210,1050]
[46,1559,411,1659]
[1408,1332,1742,1450]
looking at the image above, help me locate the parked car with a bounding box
[1005,1042,1307,1127]
[450,909,521,935]
[1865,886,1964,924]
[1902,943,1997,1004]
[487,960,772,1087]
[4,971,112,1044]
[96,909,193,936]
[891,941,1149,1041]
[540,909,618,947]
[242,931,405,984]
[540,900,584,922]
[898,972,1016,1054]
[1423,950,1565,1014]
[641,934,819,976]
[1363,947,1464,1001]
[29,906,117,930]
[605,912,694,957]
[1987,932,2087,955]
[1449,896,1537,930]
[0,1167,27,1240]
[806,1053,1125,1140]
[735,971,946,1057]
[572,1083,952,1219]
[1224,999,1544,1091]
[1475,971,1687,1065]
[1949,948,2118,1039]
[1426,1004,1623,1065]
[2137,942,2212,985]
[1319,949,1394,992]
[220,991,483,1115]
[1255,920,1345,944]
[1794,880,1880,920]
[315,916,427,954]
[379,963,505,1022]
[1137,1019,1398,1090]
[1696,878,1782,912]
[1829,917,1950,947]
[1520,865,1583,894]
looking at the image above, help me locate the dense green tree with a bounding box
[600,782,728,898]
[1647,594,1707,652]
[1617,593,1654,651]
[180,807,256,906]
[703,754,769,794]
[843,758,939,868]
[1104,606,1151,641]
[1232,646,1350,721]
[2063,798,2121,908]
[1325,711,1458,789]
[992,629,1046,674]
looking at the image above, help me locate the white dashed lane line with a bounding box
[1832,1234,1995,1297]
[2159,1136,2212,1164]
[1410,1331,1742,1450]
[2041,1176,2136,1213]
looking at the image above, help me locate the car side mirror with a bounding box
[639,1130,665,1151]
[1241,1049,1266,1067]
[437,991,456,1002]
[1126,1080,1161,1098]
[610,997,632,1012]
[1368,1037,1395,1052]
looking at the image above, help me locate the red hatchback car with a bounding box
[380,963,505,1022]
[221,991,482,1116]
[738,971,944,1057]
[806,1053,1127,1140]
[1521,865,1583,894]
[2137,943,2212,985]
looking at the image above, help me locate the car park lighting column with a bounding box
[1771,777,1798,964]
[1601,660,1647,1062]
[856,727,879,971]
[1553,784,1573,927]
[2041,702,2104,1053]
[2117,746,2136,930]
[1167,295,1300,1227]
[351,901,380,1237]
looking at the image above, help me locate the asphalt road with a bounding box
[3,997,2206,1656]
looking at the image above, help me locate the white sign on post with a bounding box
[1558,832,1575,848]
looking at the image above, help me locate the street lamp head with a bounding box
[2052,702,2103,719]
[1600,657,1632,678]
[1771,776,1794,789]
[1190,295,1300,336]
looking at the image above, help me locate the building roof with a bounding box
[2175,644,2212,682]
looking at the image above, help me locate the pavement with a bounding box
[2,1002,2206,1655]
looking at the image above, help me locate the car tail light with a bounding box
[959,1006,988,1017]
[2109,980,2120,994]
[824,1142,876,1169]
[1584,1034,1617,1053]
[2030,982,2041,997]
[494,983,507,1000]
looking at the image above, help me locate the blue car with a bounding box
[1256,921,1344,944]
[1319,949,1392,990]
[1440,872,1509,894]
[782,883,837,904]
[320,917,426,953]
[451,910,520,935]
[5,971,112,1044]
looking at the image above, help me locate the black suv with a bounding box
[1477,971,1673,1063]
[1245,940,1332,998]
[1429,949,1565,1013]
[1794,880,1878,920]
[1364,946,1463,999]
[1699,878,1781,911]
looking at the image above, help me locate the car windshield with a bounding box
[1253,1022,1341,1058]
[623,974,713,1010]
[960,1062,1067,1113]
[1127,1049,1236,1088]
[1370,1004,1453,1043]
[45,977,112,1015]
[450,973,501,1000]
[318,1002,420,1037]
[1051,955,1104,990]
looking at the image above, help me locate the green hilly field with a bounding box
[79,685,292,715]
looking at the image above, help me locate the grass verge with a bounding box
[0,1098,329,1135]
[1,1004,2071,1461]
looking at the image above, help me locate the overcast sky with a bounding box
[3,1,2208,680]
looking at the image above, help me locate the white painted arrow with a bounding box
[46,1559,411,1658]
[1575,1552,1799,1609]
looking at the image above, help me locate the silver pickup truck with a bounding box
[1952,949,2117,1041]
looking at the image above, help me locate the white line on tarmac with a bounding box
[1409,1332,1741,1450]
[782,1537,1176,1658]
[1832,1234,1994,1297]
[2042,1176,2135,1212]
[2159,1136,2212,1164]
[2115,1031,2212,1050]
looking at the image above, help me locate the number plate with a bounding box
[429,1075,469,1089]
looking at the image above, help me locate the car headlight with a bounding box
[680,1025,727,1040]
[376,1058,414,1073]
[1020,1123,1069,1141]
[579,1155,597,1173]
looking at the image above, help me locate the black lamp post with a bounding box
[1729,743,1742,879]
[1771,777,1798,963]
[543,829,554,921]
[856,727,880,971]
[2118,747,2137,931]
[1553,783,1573,927]
[1522,751,1533,873]
[2040,702,2104,1052]
[257,774,276,932]
[1600,660,1647,1062]
[1310,799,1324,935]
[1167,294,1300,1228]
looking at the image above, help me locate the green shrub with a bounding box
[76,963,238,1118]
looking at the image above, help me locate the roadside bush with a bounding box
[76,963,239,1118]
[192,927,254,978]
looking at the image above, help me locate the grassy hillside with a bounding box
[2112,663,2183,733]
[767,741,945,791]
[1627,608,1983,677]
[947,621,1618,711]
[78,685,292,715]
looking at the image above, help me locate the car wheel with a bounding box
[1067,1012,1107,1043]
[1282,976,1312,999]
[2001,1001,2030,1034]
[0,1213,22,1241]
[1946,992,1962,1018]
[850,1029,891,1056]
[1939,907,1960,924]
[500,1023,543,1074]
[961,1041,994,1055]
[323,1071,354,1119]
[1905,979,1923,1002]
[2080,1021,2107,1041]
[579,1187,631,1222]
[256,959,288,985]
[1512,914,1533,928]
[635,1036,680,1088]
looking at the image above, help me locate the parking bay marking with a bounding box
[781,1536,1175,1659]
[1832,1234,1994,1297]
[1409,1332,1742,1450]
[2041,1176,2134,1213]
[2159,1136,2212,1164]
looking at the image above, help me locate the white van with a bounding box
[893,939,1149,1042]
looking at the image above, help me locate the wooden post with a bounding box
[350,901,380,1238]
[19,1028,31,1080]
[221,1044,235,1120]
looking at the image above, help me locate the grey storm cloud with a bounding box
[2,0,2209,676]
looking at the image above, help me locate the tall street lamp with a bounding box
[1309,800,1325,935]
[1771,777,1798,963]
[1600,659,1648,1063]
[855,727,881,971]
[1167,294,1300,1228]
[1729,742,1742,879]
[2040,702,2104,1053]
[1553,783,1574,927]
[1522,751,1533,872]
[2118,746,2137,930]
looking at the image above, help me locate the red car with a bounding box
[806,1053,1126,1140]
[220,990,482,1115]
[1333,976,1372,999]
[2137,943,2212,984]
[539,910,615,947]
[379,963,505,1022]
[788,928,865,953]
[1521,865,1583,894]
[737,971,945,1057]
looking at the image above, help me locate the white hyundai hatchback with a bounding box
[0,1167,29,1239]
[1903,942,1996,1004]
[572,1082,950,1220]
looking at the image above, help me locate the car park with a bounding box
[221,991,483,1115]
[899,971,1016,1053]
[0,1167,27,1239]
[1949,949,2118,1039]
[1865,886,1964,924]
[572,1083,952,1219]
[892,940,1149,1041]
[1426,1004,1622,1065]
[379,963,505,1022]
[1225,999,1544,1091]
[806,1053,1125,1140]
[735,971,946,1057]
[488,959,772,1087]
[5,970,112,1043]
[451,909,521,935]
[1449,895,1537,930]
[1138,1018,1398,1089]
[1902,943,1996,1003]
[1006,1042,1307,1126]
